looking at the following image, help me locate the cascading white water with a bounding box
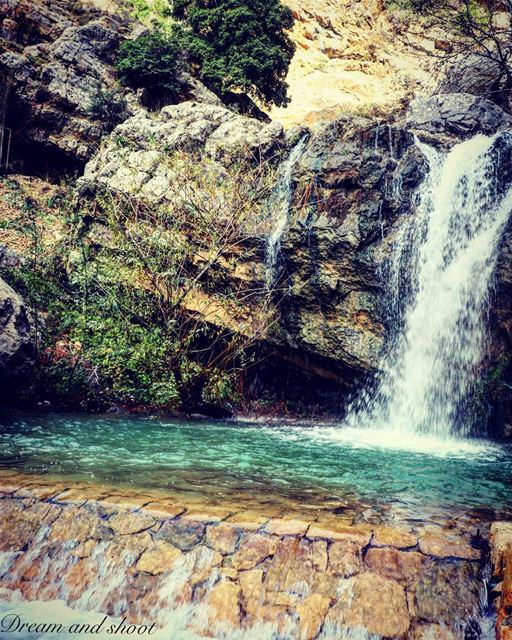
[265,136,308,286]
[348,132,512,441]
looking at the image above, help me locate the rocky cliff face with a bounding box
[0,0,132,175]
[0,0,219,178]
[3,0,512,434]
[269,0,436,126]
[78,91,512,426]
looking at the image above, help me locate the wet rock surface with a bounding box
[79,104,422,404]
[491,522,512,640]
[0,471,495,639]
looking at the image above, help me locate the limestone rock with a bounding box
[239,568,265,615]
[0,490,498,636]
[48,506,108,543]
[418,532,480,560]
[205,523,240,555]
[370,526,418,549]
[364,548,426,586]
[0,0,233,171]
[491,522,512,577]
[269,0,436,127]
[406,93,512,140]
[263,518,310,537]
[80,101,285,199]
[265,537,338,598]
[413,559,483,625]
[437,54,503,99]
[206,579,241,628]
[0,0,129,167]
[231,534,277,571]
[186,545,223,587]
[156,518,206,551]
[106,510,156,536]
[0,501,41,551]
[328,540,364,578]
[411,622,457,640]
[100,531,153,563]
[296,593,331,640]
[0,278,33,383]
[324,572,410,637]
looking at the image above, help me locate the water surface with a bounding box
[1,413,511,523]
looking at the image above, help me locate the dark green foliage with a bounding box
[117,31,184,98]
[89,89,128,127]
[171,0,295,107]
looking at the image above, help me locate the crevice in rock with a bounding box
[2,91,86,182]
[4,137,85,183]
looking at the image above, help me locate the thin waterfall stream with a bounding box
[346,132,512,442]
[265,135,308,286]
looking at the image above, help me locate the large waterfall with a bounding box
[348,133,512,441]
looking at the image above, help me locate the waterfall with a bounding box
[348,132,512,440]
[265,136,308,286]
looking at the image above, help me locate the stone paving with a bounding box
[0,471,502,639]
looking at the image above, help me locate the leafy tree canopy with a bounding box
[117,30,184,98]
[171,0,295,107]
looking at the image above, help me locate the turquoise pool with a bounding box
[0,413,511,522]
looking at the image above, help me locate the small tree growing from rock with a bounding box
[4,154,278,413]
[171,0,295,107]
[89,89,128,127]
[117,30,185,104]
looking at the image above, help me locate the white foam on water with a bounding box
[267,421,499,458]
[303,425,498,457]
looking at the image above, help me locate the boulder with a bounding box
[0,277,32,384]
[406,93,512,140]
[437,54,503,100]
[80,101,285,198]
[324,572,410,637]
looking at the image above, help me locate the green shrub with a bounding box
[89,89,128,127]
[2,154,275,412]
[171,0,295,107]
[126,0,172,25]
[117,30,184,98]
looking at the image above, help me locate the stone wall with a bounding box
[491,523,512,640]
[0,472,493,639]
